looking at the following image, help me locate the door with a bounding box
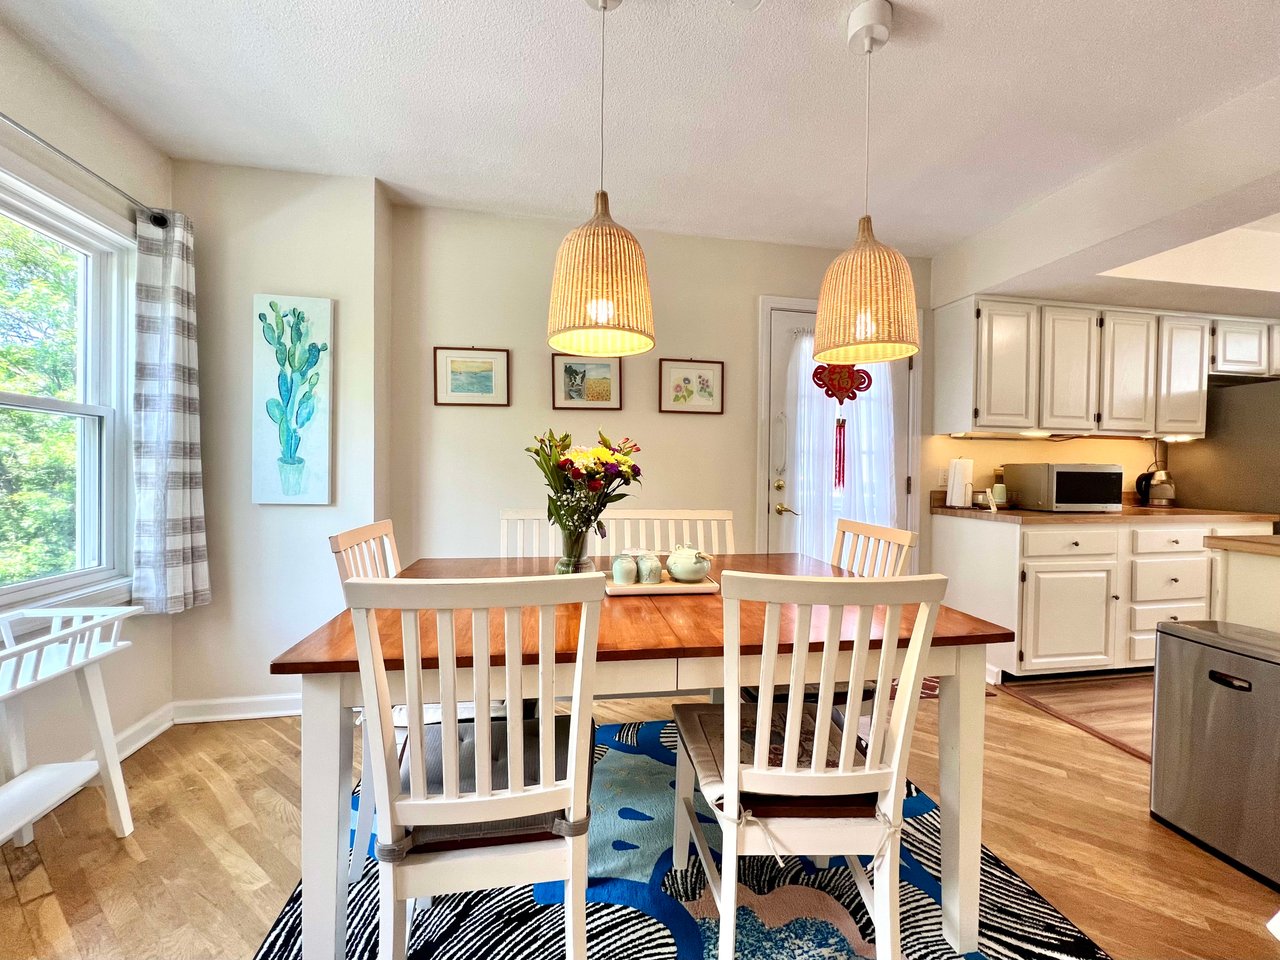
[975,300,1039,429]
[1098,311,1157,434]
[1021,560,1117,671]
[1212,318,1270,375]
[762,301,913,559]
[1039,305,1099,433]
[1155,316,1210,436]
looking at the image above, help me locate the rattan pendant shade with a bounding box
[547,190,654,357]
[814,214,918,364]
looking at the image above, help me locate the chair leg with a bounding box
[378,862,407,960]
[812,856,830,869]
[871,842,901,960]
[565,835,588,960]
[717,825,739,960]
[672,747,692,870]
[351,728,376,883]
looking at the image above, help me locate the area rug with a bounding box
[256,721,1109,960]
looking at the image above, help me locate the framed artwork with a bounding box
[551,354,623,410]
[659,358,724,414]
[434,347,511,406]
[252,294,334,504]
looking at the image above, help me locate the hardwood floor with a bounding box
[1001,673,1155,761]
[2,690,1277,960]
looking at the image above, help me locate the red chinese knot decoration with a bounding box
[812,364,872,491]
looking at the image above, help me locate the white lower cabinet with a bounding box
[1020,561,1116,671]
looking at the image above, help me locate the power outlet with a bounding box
[937,468,949,488]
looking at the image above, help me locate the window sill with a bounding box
[0,575,134,627]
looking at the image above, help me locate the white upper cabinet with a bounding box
[975,300,1039,430]
[1212,318,1270,375]
[1155,316,1210,436]
[1098,311,1157,435]
[1271,323,1280,377]
[1040,306,1100,433]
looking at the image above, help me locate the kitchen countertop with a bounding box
[930,504,1280,526]
[1202,534,1280,557]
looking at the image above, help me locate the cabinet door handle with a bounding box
[1111,594,1120,601]
[1071,540,1081,547]
[1170,577,1180,583]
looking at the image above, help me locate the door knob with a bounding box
[774,503,800,517]
[773,479,785,491]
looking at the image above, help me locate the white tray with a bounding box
[605,570,719,596]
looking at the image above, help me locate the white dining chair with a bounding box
[830,518,918,577]
[671,570,948,960]
[594,508,735,554]
[344,572,605,960]
[499,508,564,558]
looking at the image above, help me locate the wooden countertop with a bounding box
[1203,534,1280,557]
[930,504,1280,526]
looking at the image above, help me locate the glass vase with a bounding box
[555,528,595,575]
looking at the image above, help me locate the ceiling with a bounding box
[3,0,1280,255]
[1101,212,1280,296]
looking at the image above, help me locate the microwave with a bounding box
[1003,463,1124,512]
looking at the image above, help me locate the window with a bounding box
[0,177,132,605]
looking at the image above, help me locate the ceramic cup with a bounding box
[611,554,638,585]
[636,553,663,585]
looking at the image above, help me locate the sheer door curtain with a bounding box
[786,331,897,562]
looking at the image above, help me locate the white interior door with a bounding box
[760,301,914,559]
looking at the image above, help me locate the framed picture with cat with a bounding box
[551,354,623,410]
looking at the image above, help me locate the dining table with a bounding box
[271,552,1013,959]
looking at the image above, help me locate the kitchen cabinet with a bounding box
[1021,561,1116,671]
[1098,311,1157,434]
[1212,318,1270,375]
[1039,305,1100,433]
[974,299,1039,430]
[1155,316,1210,436]
[1271,323,1280,377]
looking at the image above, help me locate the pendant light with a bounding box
[547,0,655,358]
[814,0,918,365]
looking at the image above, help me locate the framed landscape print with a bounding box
[551,354,623,410]
[659,358,724,414]
[252,294,333,504]
[434,347,511,406]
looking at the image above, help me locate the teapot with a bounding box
[666,544,713,583]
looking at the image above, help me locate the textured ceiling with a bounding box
[3,0,1280,254]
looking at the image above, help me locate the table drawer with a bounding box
[1131,557,1209,602]
[1130,601,1207,632]
[1022,529,1118,558]
[1130,633,1156,662]
[1131,528,1209,554]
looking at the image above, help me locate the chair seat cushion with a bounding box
[396,713,593,854]
[671,703,876,819]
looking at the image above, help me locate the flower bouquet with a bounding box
[526,429,641,574]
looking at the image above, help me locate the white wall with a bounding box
[389,205,864,560]
[0,23,176,764]
[168,162,383,707]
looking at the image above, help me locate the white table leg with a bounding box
[302,674,353,960]
[937,645,985,953]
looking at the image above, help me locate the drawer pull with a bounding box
[1170,577,1180,583]
[1208,669,1251,693]
[1170,615,1179,621]
[1171,538,1180,545]
[1071,540,1081,547]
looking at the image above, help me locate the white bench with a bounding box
[0,607,141,846]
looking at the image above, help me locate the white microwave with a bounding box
[1003,463,1124,512]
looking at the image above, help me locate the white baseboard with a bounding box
[77,702,174,764]
[172,693,302,724]
[985,662,1004,686]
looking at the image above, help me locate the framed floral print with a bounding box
[659,358,723,414]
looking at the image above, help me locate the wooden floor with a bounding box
[2,690,1277,960]
[1001,673,1155,761]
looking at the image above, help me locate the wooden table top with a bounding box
[270,553,1013,676]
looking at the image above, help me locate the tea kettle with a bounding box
[1136,469,1177,507]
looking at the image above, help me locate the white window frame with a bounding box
[0,169,135,609]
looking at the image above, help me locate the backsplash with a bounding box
[922,434,1157,494]
[1172,380,1280,516]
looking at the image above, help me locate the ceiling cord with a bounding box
[863,47,872,217]
[600,3,606,194]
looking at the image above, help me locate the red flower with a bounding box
[587,478,604,492]
[558,458,573,470]
[570,468,584,481]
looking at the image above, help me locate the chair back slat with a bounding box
[330,520,401,581]
[344,573,606,843]
[588,509,735,555]
[500,509,564,558]
[720,571,947,811]
[831,519,917,578]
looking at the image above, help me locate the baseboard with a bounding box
[172,693,303,724]
[77,702,174,764]
[985,663,1004,686]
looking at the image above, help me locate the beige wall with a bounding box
[0,24,175,764]
[1172,381,1280,518]
[389,205,849,559]
[169,162,384,704]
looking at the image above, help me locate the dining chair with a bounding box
[671,570,948,960]
[594,508,735,554]
[499,508,564,558]
[830,518,918,577]
[344,572,605,960]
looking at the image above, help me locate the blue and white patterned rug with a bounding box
[256,720,1109,960]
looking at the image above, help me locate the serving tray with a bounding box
[604,570,719,596]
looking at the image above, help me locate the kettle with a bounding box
[1136,470,1177,507]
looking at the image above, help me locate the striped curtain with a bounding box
[132,212,211,613]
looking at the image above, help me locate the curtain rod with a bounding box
[0,109,170,228]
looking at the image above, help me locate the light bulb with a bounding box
[586,298,616,325]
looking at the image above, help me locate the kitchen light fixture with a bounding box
[813,0,918,365]
[547,0,655,358]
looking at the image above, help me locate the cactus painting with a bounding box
[251,295,333,503]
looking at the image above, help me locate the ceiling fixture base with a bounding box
[847,0,892,54]
[583,0,623,10]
